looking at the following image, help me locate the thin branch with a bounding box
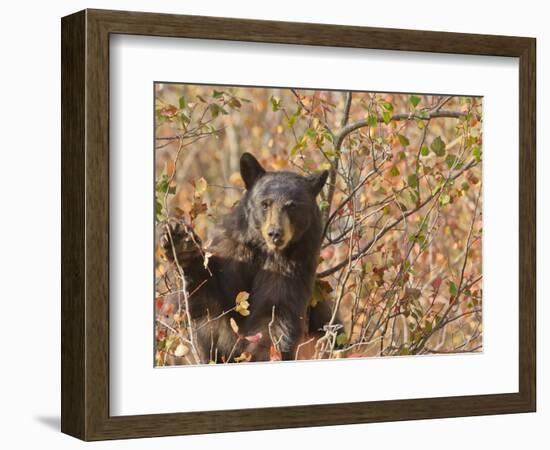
[323,91,353,224]
[318,159,479,278]
[335,110,473,149]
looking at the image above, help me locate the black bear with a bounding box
[160,152,332,363]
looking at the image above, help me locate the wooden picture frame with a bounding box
[61,8,536,441]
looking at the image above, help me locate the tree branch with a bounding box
[323,91,353,223]
[335,110,472,148]
[317,159,478,278]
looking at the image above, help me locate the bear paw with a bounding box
[160,219,202,267]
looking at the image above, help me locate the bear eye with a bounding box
[261,200,270,210]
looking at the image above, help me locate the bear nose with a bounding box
[267,228,283,244]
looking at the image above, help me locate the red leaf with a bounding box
[431,276,443,291]
[159,104,178,117]
[155,297,164,309]
[157,329,167,341]
[244,332,263,344]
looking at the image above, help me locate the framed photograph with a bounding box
[61,9,536,440]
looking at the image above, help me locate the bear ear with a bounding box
[307,170,329,197]
[240,152,266,190]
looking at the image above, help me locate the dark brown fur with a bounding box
[160,153,330,362]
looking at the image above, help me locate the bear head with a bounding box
[240,152,329,252]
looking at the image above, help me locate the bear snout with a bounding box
[267,227,283,245]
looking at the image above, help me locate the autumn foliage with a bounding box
[154,83,482,365]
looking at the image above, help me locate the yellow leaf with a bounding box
[235,292,251,316]
[174,343,189,357]
[234,351,252,363]
[230,317,239,335]
[235,291,250,305]
[236,307,250,317]
[238,300,250,310]
[195,177,208,194]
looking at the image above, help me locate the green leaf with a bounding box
[155,199,163,221]
[382,101,394,112]
[290,137,306,156]
[322,129,334,143]
[367,114,378,127]
[305,128,317,139]
[439,192,451,206]
[417,217,428,232]
[461,181,470,191]
[424,321,433,333]
[398,151,406,160]
[430,136,446,156]
[416,110,430,119]
[407,174,418,188]
[157,177,169,194]
[319,200,329,211]
[287,106,302,128]
[178,112,190,126]
[270,96,280,112]
[473,147,482,162]
[383,205,390,215]
[212,89,224,98]
[445,154,458,169]
[397,134,410,147]
[409,95,421,108]
[389,165,400,177]
[209,103,228,117]
[449,281,458,296]
[178,96,187,109]
[336,332,348,347]
[382,111,392,124]
[420,145,429,157]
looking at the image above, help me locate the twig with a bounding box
[295,337,315,360]
[317,159,478,278]
[323,91,353,224]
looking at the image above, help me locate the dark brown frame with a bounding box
[61,8,536,441]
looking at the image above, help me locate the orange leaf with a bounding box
[270,345,282,361]
[234,351,252,363]
[165,160,175,178]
